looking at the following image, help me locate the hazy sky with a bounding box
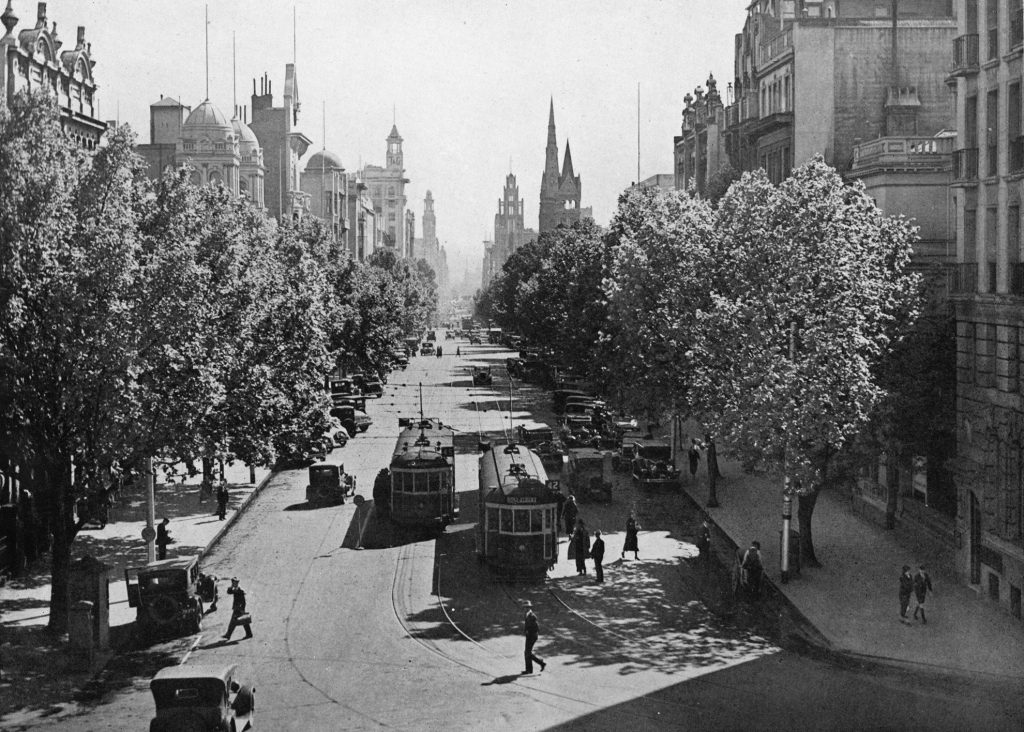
[53,0,747,283]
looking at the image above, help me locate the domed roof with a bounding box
[232,117,260,150]
[306,149,344,172]
[182,100,233,140]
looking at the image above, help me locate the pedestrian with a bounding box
[705,433,723,479]
[622,512,640,560]
[591,529,606,583]
[741,541,763,599]
[436,346,443,358]
[456,346,461,357]
[688,438,702,482]
[156,517,172,560]
[696,517,712,574]
[898,565,914,622]
[222,577,254,641]
[522,602,546,674]
[561,494,578,535]
[912,564,933,624]
[573,521,591,576]
[216,481,229,521]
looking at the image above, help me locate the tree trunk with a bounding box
[797,487,822,568]
[47,457,74,634]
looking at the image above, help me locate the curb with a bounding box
[199,469,277,561]
[677,484,833,653]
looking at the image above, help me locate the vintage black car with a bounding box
[506,357,525,378]
[149,663,254,732]
[472,365,493,386]
[392,348,410,369]
[125,556,215,641]
[306,463,356,506]
[330,404,372,435]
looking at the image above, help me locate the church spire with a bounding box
[561,139,575,182]
[544,96,559,180]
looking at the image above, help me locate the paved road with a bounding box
[22,336,1024,731]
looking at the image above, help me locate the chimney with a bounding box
[77,25,85,49]
[36,2,45,28]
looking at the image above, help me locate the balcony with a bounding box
[950,34,980,77]
[850,136,952,172]
[953,147,979,182]
[759,29,793,67]
[951,263,978,294]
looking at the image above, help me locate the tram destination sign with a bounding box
[506,496,538,504]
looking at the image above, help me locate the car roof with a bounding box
[131,556,199,572]
[152,663,237,683]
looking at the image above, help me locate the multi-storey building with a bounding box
[249,66,311,223]
[949,0,1024,620]
[722,0,955,184]
[363,124,409,247]
[482,240,495,289]
[137,96,266,209]
[404,209,415,258]
[0,1,104,149]
[301,148,349,244]
[539,99,582,233]
[341,171,380,262]
[492,173,537,274]
[674,75,727,194]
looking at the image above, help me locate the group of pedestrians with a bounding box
[898,564,933,624]
[560,494,641,584]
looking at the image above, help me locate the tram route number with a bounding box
[506,496,538,504]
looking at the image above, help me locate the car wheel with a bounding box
[359,425,369,433]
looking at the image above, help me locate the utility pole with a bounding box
[780,321,797,583]
[141,456,156,563]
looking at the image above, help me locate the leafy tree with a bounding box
[693,159,921,565]
[604,185,715,420]
[704,162,740,206]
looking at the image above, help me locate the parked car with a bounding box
[328,377,358,400]
[361,379,384,399]
[125,556,214,641]
[420,342,436,356]
[506,357,525,378]
[567,447,614,502]
[472,365,493,386]
[325,417,350,448]
[392,349,410,369]
[330,404,373,435]
[149,664,254,732]
[468,333,482,345]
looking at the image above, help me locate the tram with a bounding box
[387,418,458,529]
[477,442,561,580]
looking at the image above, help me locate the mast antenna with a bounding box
[637,82,641,184]
[232,31,236,115]
[204,4,210,100]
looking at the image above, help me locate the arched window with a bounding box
[388,185,395,196]
[208,170,222,187]
[190,170,201,186]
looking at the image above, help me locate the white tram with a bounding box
[388,418,458,529]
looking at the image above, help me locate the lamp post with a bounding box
[781,481,793,584]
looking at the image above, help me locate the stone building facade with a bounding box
[949,0,1024,620]
[301,148,348,244]
[249,66,311,223]
[722,0,955,184]
[363,124,409,248]
[674,75,727,195]
[490,173,537,275]
[0,1,104,149]
[539,99,582,233]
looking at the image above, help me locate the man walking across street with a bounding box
[591,529,605,583]
[222,577,254,641]
[522,602,546,674]
[898,565,914,623]
[912,564,933,624]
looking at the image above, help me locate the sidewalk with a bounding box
[680,449,1024,679]
[2,461,270,631]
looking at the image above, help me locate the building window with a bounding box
[967,0,979,34]
[988,0,1000,59]
[388,212,396,222]
[1013,0,1024,46]
[388,185,395,196]
[965,208,978,263]
[986,89,999,177]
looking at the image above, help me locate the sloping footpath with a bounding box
[678,442,1024,680]
[0,462,272,724]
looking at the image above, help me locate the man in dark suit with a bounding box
[899,565,914,622]
[222,578,253,640]
[591,529,606,583]
[155,518,172,560]
[522,602,545,674]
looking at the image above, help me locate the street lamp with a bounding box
[780,481,793,584]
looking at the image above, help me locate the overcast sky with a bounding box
[58,0,747,286]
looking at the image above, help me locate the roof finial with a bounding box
[1,0,17,37]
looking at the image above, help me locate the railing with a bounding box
[951,263,978,293]
[953,147,979,181]
[851,136,952,169]
[759,29,792,66]
[1011,137,1024,173]
[952,34,980,74]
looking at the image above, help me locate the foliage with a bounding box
[694,159,922,490]
[604,185,715,419]
[704,162,740,206]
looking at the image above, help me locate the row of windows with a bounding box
[485,506,555,535]
[392,469,452,494]
[964,0,1024,59]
